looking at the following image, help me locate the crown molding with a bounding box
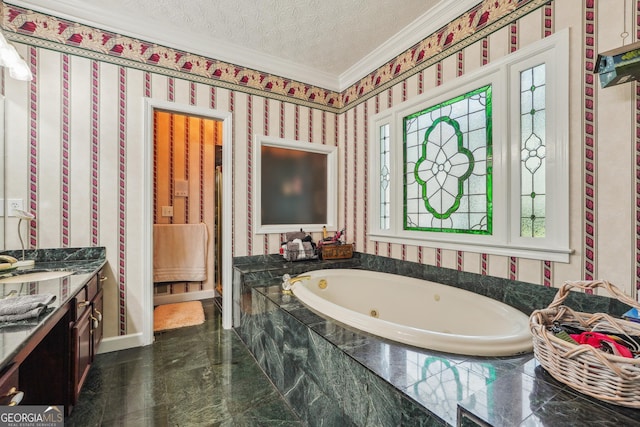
[7,0,482,93]
[339,0,482,89]
[5,0,341,90]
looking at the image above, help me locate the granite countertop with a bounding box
[0,247,107,372]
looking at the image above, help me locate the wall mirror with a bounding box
[0,95,5,250]
[253,135,337,234]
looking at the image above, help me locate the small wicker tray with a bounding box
[529,280,640,408]
[320,243,354,260]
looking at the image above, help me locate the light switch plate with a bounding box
[161,206,173,217]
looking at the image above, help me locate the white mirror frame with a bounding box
[253,134,338,234]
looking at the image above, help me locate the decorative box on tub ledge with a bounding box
[320,242,354,260]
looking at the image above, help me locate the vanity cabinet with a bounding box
[0,362,20,405]
[0,266,106,415]
[20,306,70,408]
[71,270,104,407]
[71,303,92,403]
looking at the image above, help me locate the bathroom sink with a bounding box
[0,270,73,284]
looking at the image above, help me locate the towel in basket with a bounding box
[529,280,640,408]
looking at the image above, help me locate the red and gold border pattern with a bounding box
[2,2,339,110]
[341,0,547,108]
[2,0,548,112]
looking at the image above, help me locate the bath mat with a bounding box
[153,301,205,332]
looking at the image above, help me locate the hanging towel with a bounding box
[0,293,56,322]
[153,223,208,282]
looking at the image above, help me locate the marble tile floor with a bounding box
[66,299,303,426]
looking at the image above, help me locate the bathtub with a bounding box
[287,269,533,356]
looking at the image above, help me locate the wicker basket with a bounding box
[529,280,640,408]
[282,245,317,262]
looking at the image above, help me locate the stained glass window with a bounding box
[380,124,391,230]
[520,64,546,237]
[403,85,492,234]
[369,32,569,261]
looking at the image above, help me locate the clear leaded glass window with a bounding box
[380,124,391,230]
[520,64,546,237]
[403,85,492,235]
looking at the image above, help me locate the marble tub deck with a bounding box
[242,282,640,426]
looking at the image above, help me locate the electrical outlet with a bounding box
[8,199,24,216]
[0,199,24,217]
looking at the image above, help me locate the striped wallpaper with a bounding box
[2,0,640,342]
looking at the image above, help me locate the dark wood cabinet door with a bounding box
[71,307,92,404]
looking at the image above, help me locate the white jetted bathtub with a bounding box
[284,269,533,356]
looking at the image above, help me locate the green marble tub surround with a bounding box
[240,284,440,426]
[240,282,640,426]
[457,357,640,426]
[233,252,640,426]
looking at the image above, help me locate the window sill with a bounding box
[369,233,572,263]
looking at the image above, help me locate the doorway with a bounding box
[143,99,233,346]
[152,111,221,301]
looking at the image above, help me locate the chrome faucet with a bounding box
[282,274,310,294]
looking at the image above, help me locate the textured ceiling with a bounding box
[9,0,475,89]
[97,0,442,75]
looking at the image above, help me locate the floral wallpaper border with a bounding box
[2,0,548,113]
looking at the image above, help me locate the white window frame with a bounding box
[253,134,338,234]
[368,29,570,262]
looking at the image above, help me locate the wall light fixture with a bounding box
[0,32,32,81]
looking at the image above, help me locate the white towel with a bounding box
[0,294,56,322]
[292,238,306,260]
[153,223,208,282]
